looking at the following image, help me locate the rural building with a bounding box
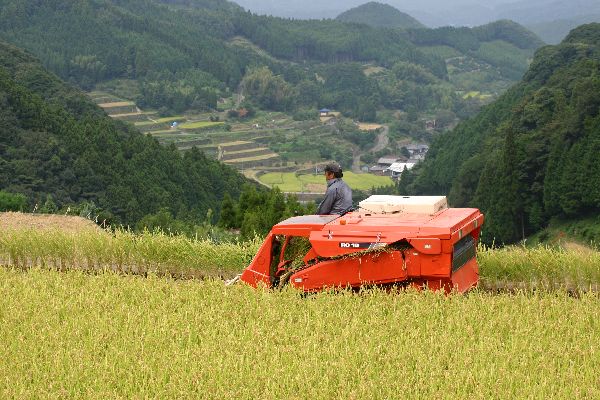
[319,109,341,124]
[404,144,429,160]
[387,161,417,179]
[377,157,400,167]
[425,120,437,130]
[369,157,400,175]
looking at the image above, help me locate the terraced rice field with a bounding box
[259,172,394,192]
[226,153,279,164]
[180,121,224,130]
[357,123,384,131]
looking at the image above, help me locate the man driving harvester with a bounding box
[316,163,353,215]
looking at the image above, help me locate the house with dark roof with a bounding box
[369,157,400,176]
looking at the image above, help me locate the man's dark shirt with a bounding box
[317,178,353,215]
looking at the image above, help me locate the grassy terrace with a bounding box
[226,154,278,163]
[180,121,224,129]
[259,172,394,192]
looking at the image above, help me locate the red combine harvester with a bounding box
[239,196,484,293]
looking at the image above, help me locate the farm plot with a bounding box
[259,172,394,192]
[180,121,224,130]
[0,268,598,399]
[97,101,137,115]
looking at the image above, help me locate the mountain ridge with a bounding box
[336,2,425,29]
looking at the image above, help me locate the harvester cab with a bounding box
[239,195,484,293]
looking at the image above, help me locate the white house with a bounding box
[386,162,417,179]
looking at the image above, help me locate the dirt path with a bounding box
[352,149,361,173]
[351,125,389,172]
[372,125,389,153]
[242,170,271,188]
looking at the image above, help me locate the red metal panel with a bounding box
[272,215,340,236]
[240,233,275,287]
[450,213,485,244]
[419,253,452,278]
[404,251,421,277]
[450,257,479,292]
[289,250,408,291]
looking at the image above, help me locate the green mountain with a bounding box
[407,20,544,79]
[404,23,600,244]
[336,2,425,29]
[0,0,544,120]
[159,0,242,11]
[0,40,247,225]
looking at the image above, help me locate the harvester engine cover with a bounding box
[240,196,484,293]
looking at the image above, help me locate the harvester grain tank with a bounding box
[239,196,484,293]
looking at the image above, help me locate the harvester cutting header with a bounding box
[239,195,484,293]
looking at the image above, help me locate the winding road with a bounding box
[352,125,390,172]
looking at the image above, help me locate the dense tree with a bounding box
[0,190,27,212]
[241,66,296,111]
[0,0,540,119]
[406,24,600,244]
[219,185,313,239]
[0,40,247,226]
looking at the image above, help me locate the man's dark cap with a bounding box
[324,163,343,178]
[324,163,342,173]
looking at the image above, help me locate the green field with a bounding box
[227,154,278,163]
[180,121,224,129]
[462,91,493,100]
[259,172,394,192]
[0,267,597,398]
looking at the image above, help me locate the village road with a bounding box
[372,125,389,153]
[351,125,389,173]
[352,150,361,173]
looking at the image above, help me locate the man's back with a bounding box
[317,178,353,215]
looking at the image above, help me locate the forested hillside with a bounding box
[403,23,600,244]
[0,0,543,119]
[336,2,424,29]
[0,40,247,226]
[407,20,544,80]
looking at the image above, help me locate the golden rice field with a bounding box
[0,268,598,399]
[1,228,600,289]
[0,224,599,398]
[0,228,260,279]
